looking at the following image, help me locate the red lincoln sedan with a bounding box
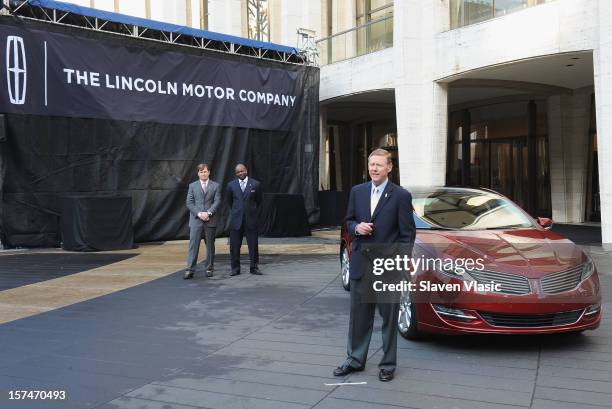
[340,187,602,339]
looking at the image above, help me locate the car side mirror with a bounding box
[537,217,553,230]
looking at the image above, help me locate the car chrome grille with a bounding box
[479,310,583,328]
[540,265,583,294]
[467,269,531,295]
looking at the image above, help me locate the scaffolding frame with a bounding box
[5,0,314,65]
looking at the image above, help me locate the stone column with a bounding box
[207,0,243,37]
[595,0,612,244]
[277,0,321,46]
[394,0,448,187]
[547,92,591,223]
[319,107,329,191]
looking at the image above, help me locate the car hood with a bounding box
[416,228,587,279]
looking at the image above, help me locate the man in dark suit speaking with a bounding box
[185,163,221,279]
[334,148,416,382]
[226,163,263,276]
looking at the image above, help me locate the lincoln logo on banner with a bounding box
[6,35,27,105]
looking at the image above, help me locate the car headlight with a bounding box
[582,259,595,281]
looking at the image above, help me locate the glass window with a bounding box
[412,190,535,230]
[449,111,463,142]
[470,141,489,187]
[450,0,463,28]
[448,143,463,186]
[470,102,528,139]
[451,0,555,29]
[356,0,393,26]
[446,100,550,215]
[465,0,493,25]
[371,0,393,10]
[494,0,528,15]
[356,0,367,26]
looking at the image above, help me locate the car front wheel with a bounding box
[398,290,421,340]
[340,245,350,291]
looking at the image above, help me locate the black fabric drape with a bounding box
[258,194,310,237]
[0,19,319,248]
[61,196,134,251]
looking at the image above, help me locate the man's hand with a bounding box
[356,222,374,235]
[198,212,210,221]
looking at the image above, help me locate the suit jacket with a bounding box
[186,179,221,228]
[345,181,416,280]
[225,178,262,230]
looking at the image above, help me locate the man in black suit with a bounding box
[185,163,221,279]
[225,163,263,276]
[333,148,416,382]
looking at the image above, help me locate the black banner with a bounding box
[0,22,303,130]
[0,18,320,248]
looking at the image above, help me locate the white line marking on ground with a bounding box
[324,382,367,386]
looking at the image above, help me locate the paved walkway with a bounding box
[0,231,610,409]
[0,230,339,324]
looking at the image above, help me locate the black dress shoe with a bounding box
[333,362,365,376]
[250,268,262,275]
[183,271,194,279]
[229,270,240,276]
[378,368,395,382]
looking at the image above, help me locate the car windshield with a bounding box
[411,189,535,230]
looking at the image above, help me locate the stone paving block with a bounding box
[251,328,357,343]
[537,374,612,393]
[531,398,612,409]
[535,385,612,407]
[101,396,209,409]
[0,348,46,369]
[232,338,347,356]
[369,350,536,380]
[331,386,528,409]
[200,356,335,378]
[540,357,612,372]
[313,397,412,409]
[0,364,149,396]
[48,346,196,370]
[539,364,612,381]
[344,373,532,406]
[2,354,177,380]
[396,336,541,358]
[126,383,310,409]
[372,367,535,392]
[393,344,538,369]
[152,375,327,405]
[540,349,612,362]
[244,331,374,348]
[170,367,335,391]
[211,344,351,366]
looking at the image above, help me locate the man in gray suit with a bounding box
[185,163,221,279]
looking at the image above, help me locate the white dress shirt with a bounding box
[370,178,388,216]
[239,177,249,192]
